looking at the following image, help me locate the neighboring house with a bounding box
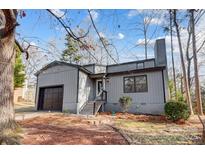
[35,39,169,115]
[14,80,36,103]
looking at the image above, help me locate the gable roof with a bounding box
[35,61,92,76]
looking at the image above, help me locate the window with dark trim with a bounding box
[124,75,148,93]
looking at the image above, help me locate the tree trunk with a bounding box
[185,23,192,89]
[0,33,16,129]
[169,10,177,99]
[0,9,17,130]
[190,9,204,115]
[187,58,192,88]
[144,23,148,59]
[173,10,194,115]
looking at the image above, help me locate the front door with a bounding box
[96,80,103,96]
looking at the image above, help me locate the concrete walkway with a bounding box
[15,111,59,121]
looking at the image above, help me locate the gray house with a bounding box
[35,39,169,115]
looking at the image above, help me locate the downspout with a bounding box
[161,69,166,103]
[76,68,80,114]
[34,74,38,110]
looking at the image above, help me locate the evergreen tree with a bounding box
[14,44,26,88]
[60,35,82,63]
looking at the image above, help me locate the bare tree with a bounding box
[88,9,118,64]
[189,9,203,115]
[172,10,194,115]
[169,10,177,99]
[133,10,161,59]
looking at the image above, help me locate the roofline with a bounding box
[107,58,155,67]
[35,58,159,76]
[34,61,92,76]
[83,63,107,67]
[106,66,165,77]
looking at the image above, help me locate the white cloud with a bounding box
[49,9,65,18]
[117,33,124,39]
[128,10,139,17]
[99,32,106,38]
[127,9,154,18]
[89,10,99,21]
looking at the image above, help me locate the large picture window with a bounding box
[124,75,148,93]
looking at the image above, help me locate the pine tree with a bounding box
[60,35,82,63]
[14,44,26,88]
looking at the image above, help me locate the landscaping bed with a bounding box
[16,112,204,145]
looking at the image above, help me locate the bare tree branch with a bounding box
[88,9,118,64]
[46,9,99,63]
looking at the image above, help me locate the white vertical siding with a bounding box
[105,71,165,114]
[95,65,106,73]
[77,70,94,113]
[36,65,78,113]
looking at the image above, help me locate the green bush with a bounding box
[164,100,190,121]
[119,96,132,113]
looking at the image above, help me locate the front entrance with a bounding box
[96,80,103,96]
[38,85,63,111]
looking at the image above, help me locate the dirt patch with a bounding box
[18,114,127,145]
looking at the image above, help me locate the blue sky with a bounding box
[16,9,205,81]
[16,9,166,63]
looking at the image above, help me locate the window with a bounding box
[124,75,148,93]
[135,75,148,92]
[124,77,135,93]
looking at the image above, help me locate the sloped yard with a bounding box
[18,113,128,145]
[110,113,203,144]
[16,112,204,145]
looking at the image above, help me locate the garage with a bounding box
[37,86,63,111]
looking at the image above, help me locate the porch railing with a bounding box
[93,90,107,115]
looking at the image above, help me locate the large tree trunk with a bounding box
[144,24,148,59]
[185,23,192,89]
[190,9,204,115]
[0,9,17,130]
[173,10,194,115]
[169,10,177,99]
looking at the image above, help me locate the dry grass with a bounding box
[110,113,204,144]
[0,123,23,145]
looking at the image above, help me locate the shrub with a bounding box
[164,100,190,121]
[119,96,132,113]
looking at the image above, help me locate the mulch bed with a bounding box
[18,114,128,145]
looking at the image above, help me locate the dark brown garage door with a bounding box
[38,86,63,111]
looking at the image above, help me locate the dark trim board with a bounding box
[37,84,64,111]
[35,61,92,76]
[108,58,155,67]
[76,69,79,103]
[161,70,166,103]
[106,66,165,77]
[34,74,38,109]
